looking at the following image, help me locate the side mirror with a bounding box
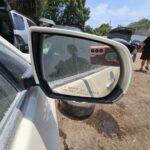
[29,27,133,104]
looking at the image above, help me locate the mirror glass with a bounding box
[41,34,120,98]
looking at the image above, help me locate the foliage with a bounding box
[127,19,150,36]
[84,25,93,34]
[84,18,150,36]
[42,0,65,24]
[128,19,150,30]
[42,0,90,29]
[9,0,46,20]
[84,23,112,36]
[93,24,112,36]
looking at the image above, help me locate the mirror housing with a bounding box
[29,27,133,104]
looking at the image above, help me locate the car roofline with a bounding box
[10,10,35,24]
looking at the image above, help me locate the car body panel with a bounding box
[0,92,23,150]
[0,36,30,63]
[0,36,60,150]
[10,87,60,150]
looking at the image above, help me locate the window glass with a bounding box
[12,13,25,30]
[27,19,36,27]
[0,74,17,121]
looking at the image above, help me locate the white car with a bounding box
[0,27,133,150]
[0,1,133,149]
[10,10,36,53]
[0,37,60,150]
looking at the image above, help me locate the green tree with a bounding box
[84,25,93,34]
[9,0,45,20]
[93,23,112,36]
[127,18,150,36]
[43,0,90,29]
[42,0,65,24]
[128,18,150,30]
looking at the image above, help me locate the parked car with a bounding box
[131,34,147,48]
[107,27,137,61]
[0,1,133,149]
[39,17,55,27]
[10,10,36,53]
[0,1,36,53]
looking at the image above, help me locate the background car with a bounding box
[39,17,55,27]
[0,0,36,53]
[107,27,137,61]
[52,25,82,32]
[10,10,36,53]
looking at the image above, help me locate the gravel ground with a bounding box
[57,53,150,150]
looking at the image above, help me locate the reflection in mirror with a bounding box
[41,34,120,98]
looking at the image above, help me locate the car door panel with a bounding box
[10,87,60,150]
[0,37,60,150]
[0,92,24,150]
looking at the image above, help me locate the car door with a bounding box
[0,37,60,150]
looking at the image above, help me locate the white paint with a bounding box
[28,27,133,96]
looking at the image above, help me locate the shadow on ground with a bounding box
[59,128,70,150]
[135,70,150,74]
[84,109,126,139]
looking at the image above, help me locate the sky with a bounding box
[85,0,150,28]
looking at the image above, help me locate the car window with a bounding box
[0,74,17,121]
[12,13,25,30]
[27,19,36,27]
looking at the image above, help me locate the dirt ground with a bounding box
[56,53,150,150]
